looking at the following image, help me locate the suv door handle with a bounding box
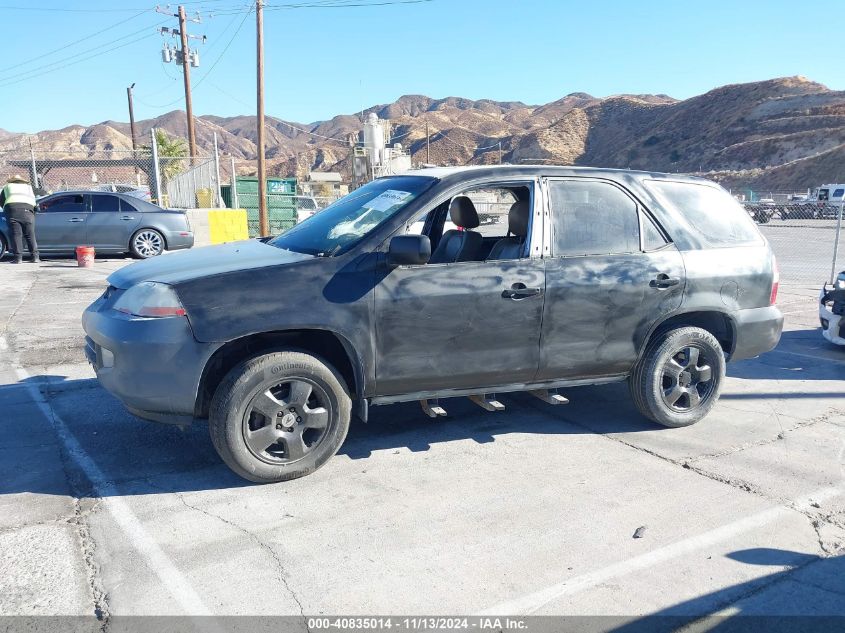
[650,273,680,289]
[120,216,135,221]
[68,217,85,223]
[502,282,543,300]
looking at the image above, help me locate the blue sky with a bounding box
[0,0,841,132]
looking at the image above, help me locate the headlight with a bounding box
[112,282,186,318]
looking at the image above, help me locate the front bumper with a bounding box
[731,305,784,361]
[82,290,219,424]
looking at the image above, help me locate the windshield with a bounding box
[269,176,436,256]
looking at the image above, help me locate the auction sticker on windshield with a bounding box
[364,190,413,212]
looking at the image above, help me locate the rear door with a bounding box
[537,177,685,381]
[34,193,88,251]
[85,194,140,250]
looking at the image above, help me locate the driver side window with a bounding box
[401,184,533,263]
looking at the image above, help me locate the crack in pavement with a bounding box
[686,407,845,463]
[39,388,111,630]
[0,271,39,337]
[144,479,310,631]
[516,395,844,555]
[5,327,112,628]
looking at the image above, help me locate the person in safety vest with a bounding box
[0,175,40,264]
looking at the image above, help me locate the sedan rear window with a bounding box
[645,180,762,247]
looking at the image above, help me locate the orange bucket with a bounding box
[75,245,95,268]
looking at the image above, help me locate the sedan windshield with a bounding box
[269,176,436,256]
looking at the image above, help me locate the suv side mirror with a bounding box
[387,234,431,267]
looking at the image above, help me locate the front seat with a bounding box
[429,196,483,264]
[488,200,530,260]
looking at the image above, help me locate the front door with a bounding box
[84,194,140,250]
[35,193,88,251]
[537,177,685,381]
[374,181,545,396]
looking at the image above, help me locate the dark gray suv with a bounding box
[83,166,783,483]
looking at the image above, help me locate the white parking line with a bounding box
[479,486,840,615]
[1,335,212,616]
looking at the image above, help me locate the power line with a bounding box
[139,6,253,109]
[0,9,150,75]
[0,32,159,89]
[0,19,168,82]
[265,0,432,8]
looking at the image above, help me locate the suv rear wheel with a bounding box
[630,326,726,427]
[209,350,351,483]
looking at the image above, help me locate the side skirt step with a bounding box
[529,390,569,405]
[420,399,447,418]
[468,394,505,412]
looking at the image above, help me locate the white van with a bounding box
[816,184,845,203]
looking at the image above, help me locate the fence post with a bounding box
[831,202,844,284]
[213,132,223,208]
[150,128,162,204]
[230,157,239,209]
[29,141,39,189]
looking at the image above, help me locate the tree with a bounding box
[142,130,188,180]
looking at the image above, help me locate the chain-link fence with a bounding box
[0,136,223,210]
[743,201,844,286]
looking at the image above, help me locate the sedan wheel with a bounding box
[131,229,165,258]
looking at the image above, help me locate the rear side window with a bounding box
[91,195,120,212]
[834,189,845,199]
[549,180,640,256]
[645,180,761,247]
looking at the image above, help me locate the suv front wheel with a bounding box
[630,326,726,427]
[209,350,351,483]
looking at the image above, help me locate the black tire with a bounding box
[209,350,351,483]
[130,228,166,258]
[0,234,6,260]
[629,326,726,428]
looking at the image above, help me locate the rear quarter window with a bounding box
[644,180,762,247]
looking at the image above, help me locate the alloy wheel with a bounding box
[242,378,332,465]
[660,345,715,412]
[133,230,163,257]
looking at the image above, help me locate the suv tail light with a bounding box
[770,256,779,305]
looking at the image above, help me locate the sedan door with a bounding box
[34,193,88,251]
[84,193,140,251]
[537,178,685,381]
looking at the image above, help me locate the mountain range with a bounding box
[2,76,843,191]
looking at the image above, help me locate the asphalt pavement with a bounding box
[0,254,844,625]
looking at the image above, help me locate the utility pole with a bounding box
[126,83,138,150]
[425,120,430,165]
[498,141,502,165]
[178,6,197,158]
[256,0,269,236]
[157,6,204,159]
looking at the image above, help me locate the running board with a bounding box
[420,399,447,418]
[468,394,505,412]
[530,390,569,405]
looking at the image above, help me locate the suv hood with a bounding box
[107,239,313,288]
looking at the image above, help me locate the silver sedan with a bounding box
[0,191,194,259]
